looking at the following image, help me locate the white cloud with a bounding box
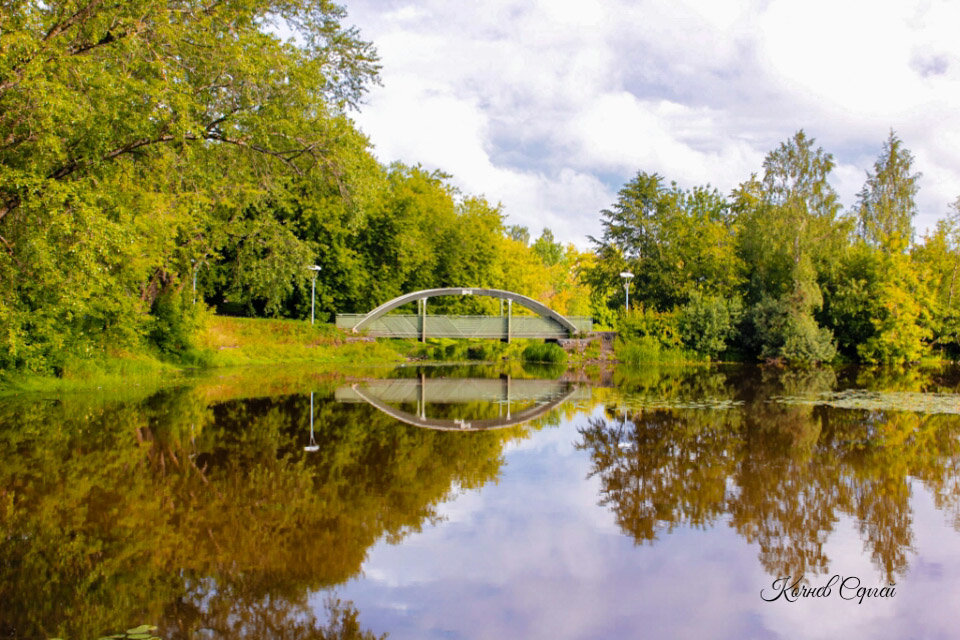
[345,0,960,243]
[570,92,764,192]
[757,0,920,116]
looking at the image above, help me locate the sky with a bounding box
[341,0,960,248]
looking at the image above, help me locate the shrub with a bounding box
[466,342,504,361]
[420,339,508,362]
[614,336,703,365]
[750,296,836,364]
[148,290,209,365]
[676,293,742,358]
[521,342,568,364]
[616,306,681,348]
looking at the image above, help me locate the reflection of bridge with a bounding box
[335,287,592,341]
[335,377,589,431]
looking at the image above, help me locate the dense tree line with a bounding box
[204,162,591,320]
[4,3,957,373]
[586,130,960,364]
[0,1,586,374]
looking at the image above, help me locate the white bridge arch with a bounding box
[335,287,590,340]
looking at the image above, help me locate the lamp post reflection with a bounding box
[304,391,319,452]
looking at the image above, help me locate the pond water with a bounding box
[2,363,960,639]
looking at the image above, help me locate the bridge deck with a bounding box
[335,314,593,339]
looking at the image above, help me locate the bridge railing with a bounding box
[335,314,592,338]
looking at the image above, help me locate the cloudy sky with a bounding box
[342,0,960,247]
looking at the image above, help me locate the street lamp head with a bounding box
[619,271,634,280]
[307,265,322,272]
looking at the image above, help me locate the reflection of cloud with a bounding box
[753,483,960,640]
[333,423,766,639]
[345,0,960,245]
[323,410,960,640]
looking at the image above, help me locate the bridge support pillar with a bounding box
[419,298,427,343]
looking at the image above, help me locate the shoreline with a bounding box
[2,314,956,397]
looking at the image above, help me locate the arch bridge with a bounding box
[335,287,592,341]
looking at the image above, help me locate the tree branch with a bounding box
[0,233,24,269]
[67,20,149,56]
[1,121,331,224]
[0,0,107,95]
[204,132,306,175]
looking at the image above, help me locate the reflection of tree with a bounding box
[578,366,960,582]
[729,369,839,578]
[612,364,734,405]
[161,594,383,640]
[578,408,741,542]
[0,387,514,639]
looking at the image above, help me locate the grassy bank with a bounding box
[1,315,608,395]
[0,316,408,395]
[198,316,407,367]
[614,336,708,366]
[410,337,567,365]
[0,349,190,396]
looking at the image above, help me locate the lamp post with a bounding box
[191,257,207,305]
[307,265,321,325]
[620,271,634,312]
[192,259,198,305]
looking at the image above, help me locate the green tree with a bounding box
[586,172,741,313]
[532,228,564,266]
[856,131,921,253]
[207,128,385,318]
[676,293,742,359]
[759,130,842,266]
[911,202,960,359]
[735,131,845,362]
[507,224,530,246]
[0,0,379,371]
[821,243,930,364]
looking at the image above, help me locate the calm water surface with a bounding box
[2,364,960,639]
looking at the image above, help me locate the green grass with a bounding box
[0,316,408,395]
[198,316,405,367]
[521,342,568,364]
[0,348,188,396]
[614,336,706,366]
[1,316,599,395]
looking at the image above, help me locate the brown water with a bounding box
[2,364,960,639]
